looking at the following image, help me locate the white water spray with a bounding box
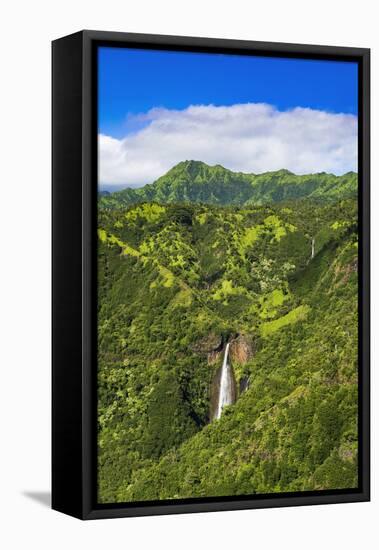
[216,343,233,419]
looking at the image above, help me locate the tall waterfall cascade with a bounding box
[216,343,234,419]
[311,237,315,259]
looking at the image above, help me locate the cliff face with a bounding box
[196,332,255,367]
[208,333,255,421]
[230,334,255,365]
[191,332,223,355]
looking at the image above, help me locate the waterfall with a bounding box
[215,343,233,419]
[311,237,315,259]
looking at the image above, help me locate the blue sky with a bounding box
[98,47,358,188]
[99,47,358,137]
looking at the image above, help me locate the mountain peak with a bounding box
[170,160,211,174]
[271,168,295,176]
[99,162,358,210]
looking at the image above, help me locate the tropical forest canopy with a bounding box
[97,161,358,503]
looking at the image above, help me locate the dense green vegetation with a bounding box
[97,165,358,503]
[99,160,357,209]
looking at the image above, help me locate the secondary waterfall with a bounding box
[215,343,233,419]
[311,237,315,259]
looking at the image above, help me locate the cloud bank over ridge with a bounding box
[99,103,358,188]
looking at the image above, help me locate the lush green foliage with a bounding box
[97,167,358,503]
[99,160,357,209]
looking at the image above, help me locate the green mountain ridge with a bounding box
[99,160,358,209]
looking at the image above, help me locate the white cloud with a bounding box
[99,103,357,188]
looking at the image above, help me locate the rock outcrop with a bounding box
[229,334,255,364]
[191,332,223,355]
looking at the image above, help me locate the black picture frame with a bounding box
[52,30,370,520]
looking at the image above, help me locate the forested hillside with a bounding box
[97,173,358,503]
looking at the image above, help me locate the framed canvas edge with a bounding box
[53,30,370,520]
